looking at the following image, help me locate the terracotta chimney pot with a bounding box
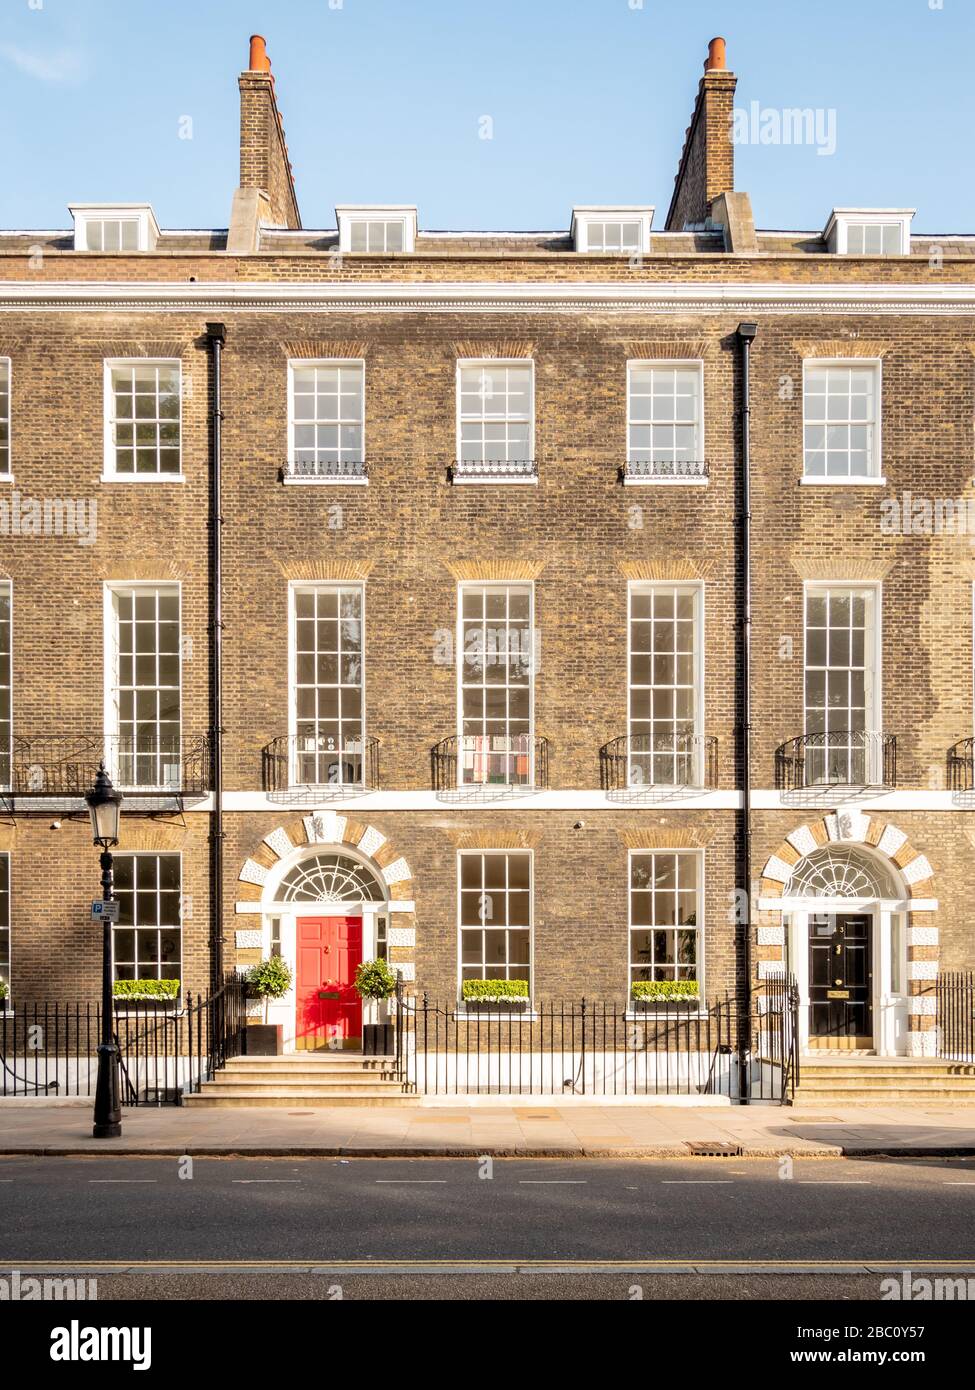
[704,36,727,72]
[249,35,271,73]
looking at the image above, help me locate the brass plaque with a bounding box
[827,989,851,1000]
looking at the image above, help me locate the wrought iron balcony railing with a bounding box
[282,458,368,482]
[621,458,710,482]
[948,737,975,793]
[3,735,211,797]
[600,733,718,796]
[263,734,380,797]
[432,734,549,797]
[775,730,896,792]
[450,459,538,483]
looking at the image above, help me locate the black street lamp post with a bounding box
[85,761,124,1139]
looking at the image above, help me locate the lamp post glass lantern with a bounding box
[85,762,124,1138]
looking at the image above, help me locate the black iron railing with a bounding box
[948,738,975,793]
[775,730,896,791]
[282,458,368,482]
[0,973,247,1103]
[937,971,975,1063]
[600,733,718,793]
[3,734,211,797]
[390,975,799,1103]
[431,734,549,793]
[449,459,538,482]
[621,458,710,482]
[263,733,380,795]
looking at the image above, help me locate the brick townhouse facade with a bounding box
[0,34,973,1059]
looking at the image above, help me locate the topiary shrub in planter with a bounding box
[353,958,398,1001]
[0,978,8,1005]
[113,979,180,1004]
[461,979,530,1008]
[354,959,398,1055]
[631,980,701,1009]
[247,957,293,1021]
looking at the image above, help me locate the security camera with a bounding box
[573,820,585,830]
[50,820,61,831]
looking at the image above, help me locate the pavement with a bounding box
[3,1099,975,1156]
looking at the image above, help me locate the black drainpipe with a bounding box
[736,322,758,1102]
[206,323,226,992]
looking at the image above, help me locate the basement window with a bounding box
[336,206,417,254]
[572,206,654,254]
[69,203,160,253]
[824,209,914,256]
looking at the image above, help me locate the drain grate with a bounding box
[684,1141,744,1157]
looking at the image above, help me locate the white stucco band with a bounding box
[757,925,784,946]
[908,960,938,980]
[907,1029,938,1057]
[907,926,938,946]
[388,925,416,948]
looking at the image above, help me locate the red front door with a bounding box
[296,916,363,1050]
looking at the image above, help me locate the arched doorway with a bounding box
[780,844,908,1054]
[261,847,389,1052]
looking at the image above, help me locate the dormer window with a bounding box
[69,203,159,253]
[824,209,914,256]
[572,206,654,254]
[336,205,417,254]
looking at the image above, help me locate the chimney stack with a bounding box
[236,34,301,231]
[665,37,737,232]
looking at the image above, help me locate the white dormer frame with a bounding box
[69,203,160,253]
[571,206,654,254]
[824,209,915,256]
[336,205,417,254]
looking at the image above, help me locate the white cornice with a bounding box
[0,279,974,315]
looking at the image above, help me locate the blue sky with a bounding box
[0,0,972,233]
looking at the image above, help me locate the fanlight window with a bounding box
[278,853,384,903]
[785,846,897,899]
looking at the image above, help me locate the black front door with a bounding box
[808,913,872,1042]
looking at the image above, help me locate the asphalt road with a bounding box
[3,1155,975,1282]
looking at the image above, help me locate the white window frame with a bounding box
[627,848,705,1001]
[454,359,535,480]
[103,581,183,791]
[801,359,884,485]
[110,850,183,997]
[625,359,706,484]
[336,205,417,254]
[803,581,883,783]
[456,848,534,1005]
[627,581,705,788]
[69,203,159,253]
[0,357,10,480]
[824,208,914,256]
[571,206,654,254]
[456,581,535,790]
[102,359,183,482]
[287,580,367,790]
[285,359,367,483]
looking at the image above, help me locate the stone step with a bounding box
[196,1077,406,1095]
[225,1067,400,1078]
[205,1073,400,1089]
[182,1088,416,1108]
[798,1069,975,1081]
[231,1055,394,1068]
[794,1088,975,1103]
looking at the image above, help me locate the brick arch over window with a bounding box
[757,811,937,1053]
[233,810,416,982]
